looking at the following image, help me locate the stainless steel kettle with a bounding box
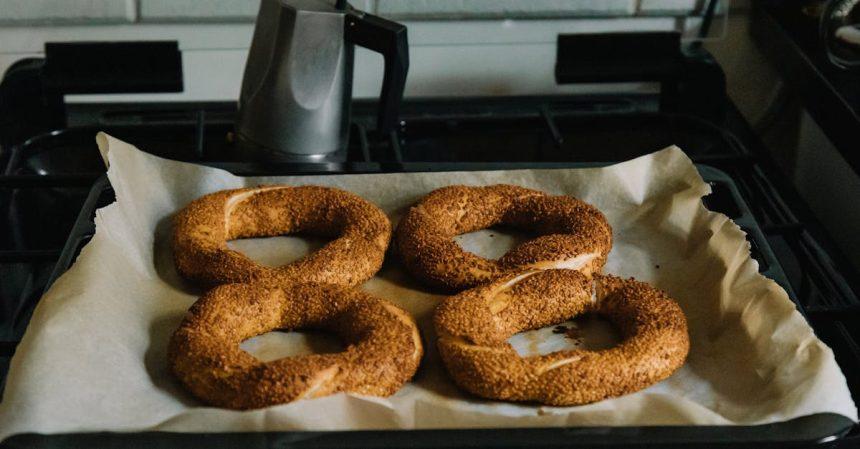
[235,0,408,160]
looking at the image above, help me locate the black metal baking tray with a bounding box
[2,161,854,448]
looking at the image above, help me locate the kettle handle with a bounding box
[345,12,409,136]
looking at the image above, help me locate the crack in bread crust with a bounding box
[223,186,287,235]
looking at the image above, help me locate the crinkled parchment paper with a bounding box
[0,134,855,439]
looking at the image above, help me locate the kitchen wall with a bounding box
[0,0,704,23]
[0,1,717,102]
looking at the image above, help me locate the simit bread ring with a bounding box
[395,185,612,291]
[173,185,391,287]
[169,282,423,409]
[434,270,689,405]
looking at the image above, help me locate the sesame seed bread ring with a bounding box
[395,185,612,291]
[169,282,423,409]
[434,270,689,406]
[173,185,391,288]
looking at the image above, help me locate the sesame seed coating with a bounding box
[169,282,423,409]
[173,185,391,288]
[434,270,689,406]
[395,185,612,291]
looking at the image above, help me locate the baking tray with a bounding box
[4,162,855,448]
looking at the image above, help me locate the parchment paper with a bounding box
[0,133,855,439]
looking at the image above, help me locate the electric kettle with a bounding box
[235,0,408,160]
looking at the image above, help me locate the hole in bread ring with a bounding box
[395,185,612,291]
[240,329,344,361]
[433,270,689,406]
[173,186,391,287]
[168,283,424,409]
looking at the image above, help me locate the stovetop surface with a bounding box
[1,94,858,444]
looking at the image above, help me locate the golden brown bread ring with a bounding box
[434,270,689,406]
[169,282,423,409]
[395,185,612,291]
[173,185,391,287]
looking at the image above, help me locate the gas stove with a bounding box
[1,37,859,447]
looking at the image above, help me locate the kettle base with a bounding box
[234,133,348,163]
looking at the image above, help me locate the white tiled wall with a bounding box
[0,0,723,102]
[0,0,131,24]
[0,15,695,102]
[139,0,260,22]
[0,0,706,24]
[375,1,637,19]
[638,0,703,15]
